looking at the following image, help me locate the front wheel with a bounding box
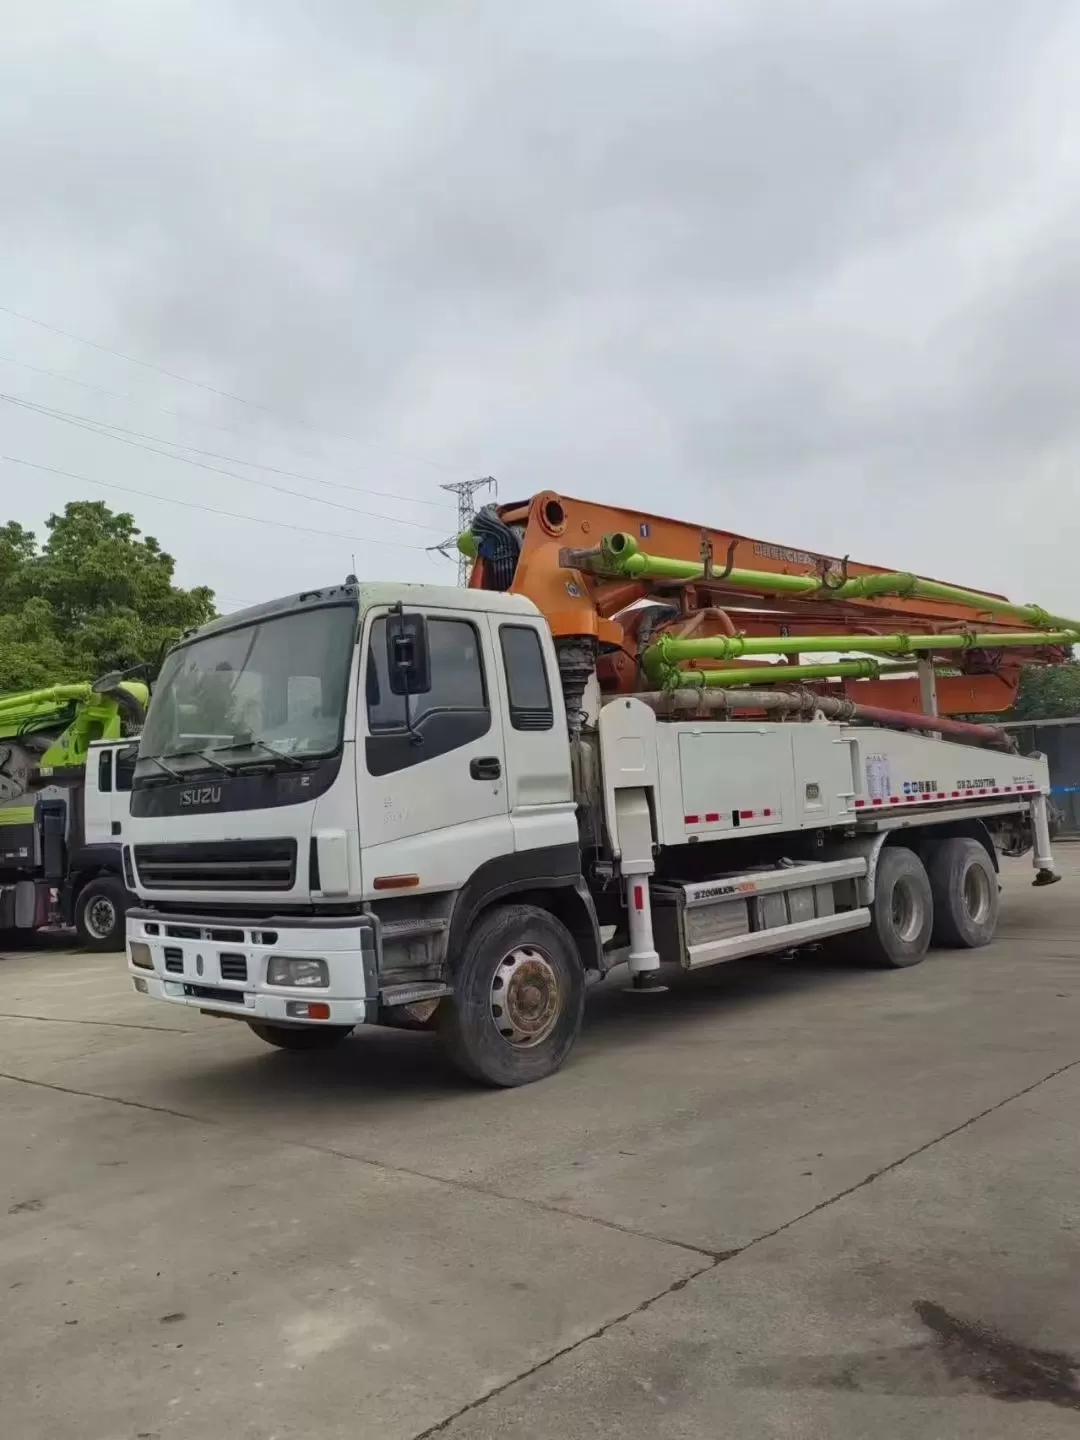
[74,876,128,952]
[247,1022,353,1050]
[438,903,585,1087]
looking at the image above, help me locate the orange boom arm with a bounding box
[465,492,1072,716]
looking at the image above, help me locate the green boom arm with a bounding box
[0,677,149,770]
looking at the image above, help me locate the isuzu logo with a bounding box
[180,786,222,807]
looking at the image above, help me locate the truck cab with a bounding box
[68,739,138,948]
[1,737,137,949]
[125,583,595,1063]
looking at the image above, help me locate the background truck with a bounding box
[0,672,147,949]
[124,494,1069,1085]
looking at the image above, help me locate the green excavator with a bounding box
[0,669,148,949]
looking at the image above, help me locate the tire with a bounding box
[925,837,999,949]
[74,876,128,952]
[247,1022,353,1050]
[437,903,585,1087]
[851,846,934,969]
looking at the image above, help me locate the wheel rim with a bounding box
[963,863,993,924]
[890,877,925,943]
[490,946,561,1047]
[85,897,116,940]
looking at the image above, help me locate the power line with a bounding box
[429,477,497,585]
[0,354,456,511]
[1,454,443,555]
[214,593,261,609]
[1,393,448,534]
[0,301,472,475]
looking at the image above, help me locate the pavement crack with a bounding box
[0,1069,721,1262]
[299,1136,730,1261]
[0,1071,225,1127]
[407,1050,1080,1437]
[0,1012,192,1034]
[410,1252,723,1440]
[727,1051,1080,1257]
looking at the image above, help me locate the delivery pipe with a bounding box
[624,687,1014,751]
[590,534,1080,634]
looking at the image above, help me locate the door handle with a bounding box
[470,756,501,780]
[111,821,122,836]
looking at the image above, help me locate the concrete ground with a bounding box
[1,854,1079,1439]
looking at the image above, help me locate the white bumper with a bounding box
[126,909,377,1027]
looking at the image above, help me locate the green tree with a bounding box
[1010,660,1080,721]
[0,501,216,692]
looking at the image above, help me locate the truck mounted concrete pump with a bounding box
[126,494,1071,1085]
[1,671,147,948]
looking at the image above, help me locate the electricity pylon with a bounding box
[429,476,496,585]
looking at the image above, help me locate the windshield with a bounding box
[139,604,357,765]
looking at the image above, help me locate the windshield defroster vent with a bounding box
[134,839,297,891]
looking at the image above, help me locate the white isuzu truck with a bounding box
[124,570,1059,1086]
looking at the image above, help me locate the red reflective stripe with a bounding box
[633,884,644,912]
[888,797,901,804]
[684,814,699,825]
[763,808,773,817]
[854,799,866,808]
[951,791,960,798]
[739,809,753,819]
[872,798,883,806]
[705,812,719,823]
[905,795,916,802]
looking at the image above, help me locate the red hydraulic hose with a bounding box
[849,703,1012,751]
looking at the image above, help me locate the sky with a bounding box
[2,0,1078,618]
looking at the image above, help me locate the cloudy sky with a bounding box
[2,0,1078,617]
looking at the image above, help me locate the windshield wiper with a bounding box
[209,737,303,768]
[142,755,183,780]
[162,747,233,775]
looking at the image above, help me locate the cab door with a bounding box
[83,746,114,845]
[488,617,576,855]
[356,607,511,895]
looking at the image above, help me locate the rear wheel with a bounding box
[247,1022,353,1050]
[74,876,128,952]
[926,837,999,948]
[844,846,934,969]
[438,903,585,1087]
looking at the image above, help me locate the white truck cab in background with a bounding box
[1,738,137,949]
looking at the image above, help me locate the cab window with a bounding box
[365,615,490,776]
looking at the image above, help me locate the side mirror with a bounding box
[92,662,151,694]
[386,612,431,696]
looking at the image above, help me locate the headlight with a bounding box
[266,956,329,988]
[129,941,154,971]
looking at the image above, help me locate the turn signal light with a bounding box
[285,1001,331,1020]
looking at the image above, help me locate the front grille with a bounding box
[163,946,183,974]
[183,983,246,1004]
[134,840,297,892]
[219,953,248,981]
[164,923,244,942]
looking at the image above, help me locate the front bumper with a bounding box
[126,908,378,1027]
